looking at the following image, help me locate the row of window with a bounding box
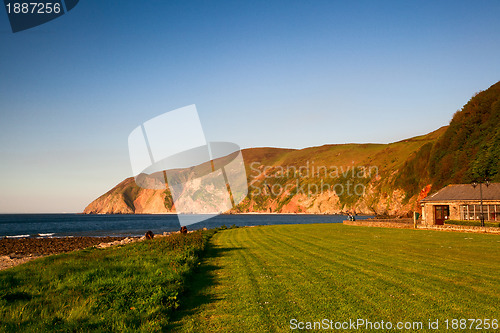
[460,205,500,221]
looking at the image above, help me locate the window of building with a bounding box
[460,204,499,221]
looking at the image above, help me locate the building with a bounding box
[420,183,500,225]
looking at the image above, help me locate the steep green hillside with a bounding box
[432,82,500,184]
[396,81,500,197]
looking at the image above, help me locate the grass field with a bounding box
[169,224,500,332]
[0,231,213,332]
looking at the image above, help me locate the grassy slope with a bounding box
[239,127,447,213]
[170,224,500,332]
[242,126,447,175]
[0,231,213,332]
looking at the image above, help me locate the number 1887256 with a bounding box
[6,2,61,14]
[444,319,498,330]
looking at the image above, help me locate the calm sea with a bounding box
[0,214,372,238]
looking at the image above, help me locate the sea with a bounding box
[0,214,372,238]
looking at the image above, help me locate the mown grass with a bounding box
[0,230,215,332]
[169,224,500,332]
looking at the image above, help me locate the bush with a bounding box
[446,220,500,228]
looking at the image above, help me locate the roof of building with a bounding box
[421,183,500,202]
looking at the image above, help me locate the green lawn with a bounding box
[0,231,213,332]
[169,224,500,332]
[1,225,499,332]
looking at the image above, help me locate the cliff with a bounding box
[83,128,445,216]
[84,81,500,216]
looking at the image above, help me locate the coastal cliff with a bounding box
[83,128,444,216]
[84,81,500,216]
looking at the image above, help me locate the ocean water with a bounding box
[0,214,373,238]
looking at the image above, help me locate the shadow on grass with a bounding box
[165,242,243,330]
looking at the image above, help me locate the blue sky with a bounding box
[1,0,499,213]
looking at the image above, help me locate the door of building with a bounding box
[434,205,449,225]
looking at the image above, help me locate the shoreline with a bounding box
[0,213,375,239]
[0,236,127,256]
[0,236,128,271]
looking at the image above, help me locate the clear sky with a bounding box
[1,0,499,213]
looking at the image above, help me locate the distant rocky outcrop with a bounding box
[83,178,173,214]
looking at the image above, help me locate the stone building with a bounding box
[420,183,500,225]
